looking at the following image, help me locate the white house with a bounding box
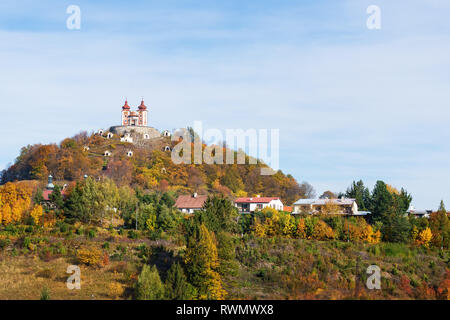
[174,193,208,214]
[407,205,432,218]
[292,197,361,215]
[234,196,284,213]
[120,134,133,143]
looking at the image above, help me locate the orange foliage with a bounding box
[0,182,33,225]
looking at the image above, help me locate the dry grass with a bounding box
[0,255,133,300]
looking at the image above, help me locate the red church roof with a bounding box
[138,99,147,110]
[122,100,130,110]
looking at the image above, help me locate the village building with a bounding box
[174,193,208,214]
[234,196,284,213]
[41,175,66,208]
[109,99,161,140]
[292,197,365,215]
[121,99,148,127]
[407,205,432,218]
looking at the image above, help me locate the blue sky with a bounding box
[1,0,449,209]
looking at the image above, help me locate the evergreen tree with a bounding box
[196,196,238,234]
[370,181,393,222]
[49,185,64,209]
[184,224,226,299]
[135,265,165,300]
[165,262,196,300]
[33,187,44,205]
[345,180,371,210]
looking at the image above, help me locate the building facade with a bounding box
[174,193,208,214]
[121,99,148,127]
[234,196,284,213]
[292,197,361,215]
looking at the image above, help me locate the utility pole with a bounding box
[135,204,138,231]
[347,216,350,242]
[355,256,361,298]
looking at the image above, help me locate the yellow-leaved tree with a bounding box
[185,224,226,300]
[415,227,433,248]
[30,205,44,225]
[0,182,32,225]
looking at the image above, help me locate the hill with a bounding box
[0,129,314,205]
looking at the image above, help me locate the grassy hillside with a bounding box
[0,226,448,300]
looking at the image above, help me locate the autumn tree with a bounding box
[30,205,44,225]
[429,200,449,248]
[184,224,226,300]
[64,177,119,224]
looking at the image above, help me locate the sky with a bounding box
[0,0,449,209]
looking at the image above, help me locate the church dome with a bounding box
[122,100,130,110]
[138,99,147,110]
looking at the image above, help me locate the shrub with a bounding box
[110,261,129,274]
[108,282,124,299]
[128,230,138,239]
[36,268,53,279]
[40,287,51,300]
[77,247,104,267]
[0,238,11,250]
[87,229,97,239]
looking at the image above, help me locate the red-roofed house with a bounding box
[174,193,208,214]
[234,196,284,213]
[40,175,67,208]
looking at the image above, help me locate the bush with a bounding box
[108,282,124,299]
[128,230,138,239]
[0,238,11,250]
[40,287,51,300]
[77,247,104,267]
[36,268,53,279]
[58,222,69,233]
[87,229,97,239]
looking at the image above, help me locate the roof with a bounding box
[42,189,66,201]
[174,194,208,209]
[122,100,130,110]
[355,211,372,216]
[294,198,356,206]
[235,197,280,204]
[138,100,147,110]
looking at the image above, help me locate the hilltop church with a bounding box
[121,99,148,127]
[108,99,163,140]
